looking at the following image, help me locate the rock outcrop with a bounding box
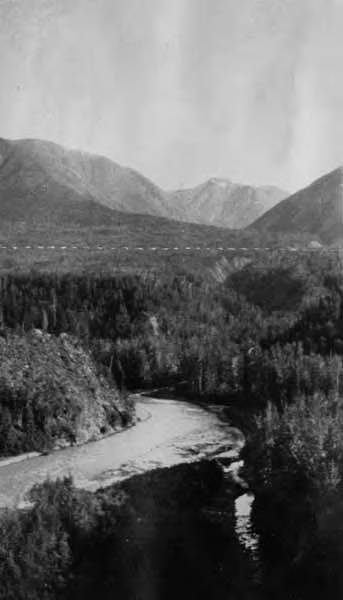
[0,329,132,456]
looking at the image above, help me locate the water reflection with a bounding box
[235,493,259,553]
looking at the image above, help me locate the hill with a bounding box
[166,178,287,228]
[0,329,132,457]
[250,166,343,244]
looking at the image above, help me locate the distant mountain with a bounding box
[166,178,287,228]
[250,166,343,244]
[0,138,287,230]
[0,137,168,223]
[0,138,269,252]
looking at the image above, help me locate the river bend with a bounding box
[0,395,244,508]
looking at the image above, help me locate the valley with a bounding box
[2,0,343,594]
[1,137,343,599]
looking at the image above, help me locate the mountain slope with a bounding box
[0,138,133,227]
[0,137,168,220]
[250,166,343,243]
[0,138,287,229]
[166,178,287,228]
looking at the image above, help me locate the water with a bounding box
[221,459,260,564]
[0,395,244,508]
[235,493,259,554]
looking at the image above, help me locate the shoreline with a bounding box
[0,398,151,470]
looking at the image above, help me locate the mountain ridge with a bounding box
[166,179,287,228]
[0,137,288,229]
[250,166,343,244]
[0,137,169,218]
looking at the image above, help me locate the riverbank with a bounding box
[0,395,243,509]
[0,400,150,471]
[0,451,41,468]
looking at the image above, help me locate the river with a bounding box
[0,394,245,509]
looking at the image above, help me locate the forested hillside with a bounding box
[0,251,341,403]
[0,329,132,457]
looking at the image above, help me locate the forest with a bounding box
[1,249,343,596]
[0,250,342,405]
[0,329,131,456]
[0,461,260,600]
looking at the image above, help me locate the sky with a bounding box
[1,0,343,192]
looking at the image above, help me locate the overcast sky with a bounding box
[1,0,343,192]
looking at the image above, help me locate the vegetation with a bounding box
[0,463,253,600]
[0,250,340,402]
[243,393,343,597]
[1,248,343,595]
[0,329,131,457]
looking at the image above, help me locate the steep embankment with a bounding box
[0,329,131,457]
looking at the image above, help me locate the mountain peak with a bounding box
[208,177,232,188]
[168,176,288,228]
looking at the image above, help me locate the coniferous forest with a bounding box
[2,249,343,597]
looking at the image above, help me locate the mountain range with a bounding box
[0,137,287,230]
[2,136,343,246]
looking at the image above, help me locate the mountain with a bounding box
[0,137,286,230]
[250,166,343,244]
[0,137,273,265]
[0,137,169,222]
[166,178,287,228]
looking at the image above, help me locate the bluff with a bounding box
[0,329,132,457]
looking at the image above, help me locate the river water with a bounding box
[0,395,245,509]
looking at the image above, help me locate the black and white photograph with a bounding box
[0,1,343,598]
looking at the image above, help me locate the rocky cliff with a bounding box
[0,329,132,456]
